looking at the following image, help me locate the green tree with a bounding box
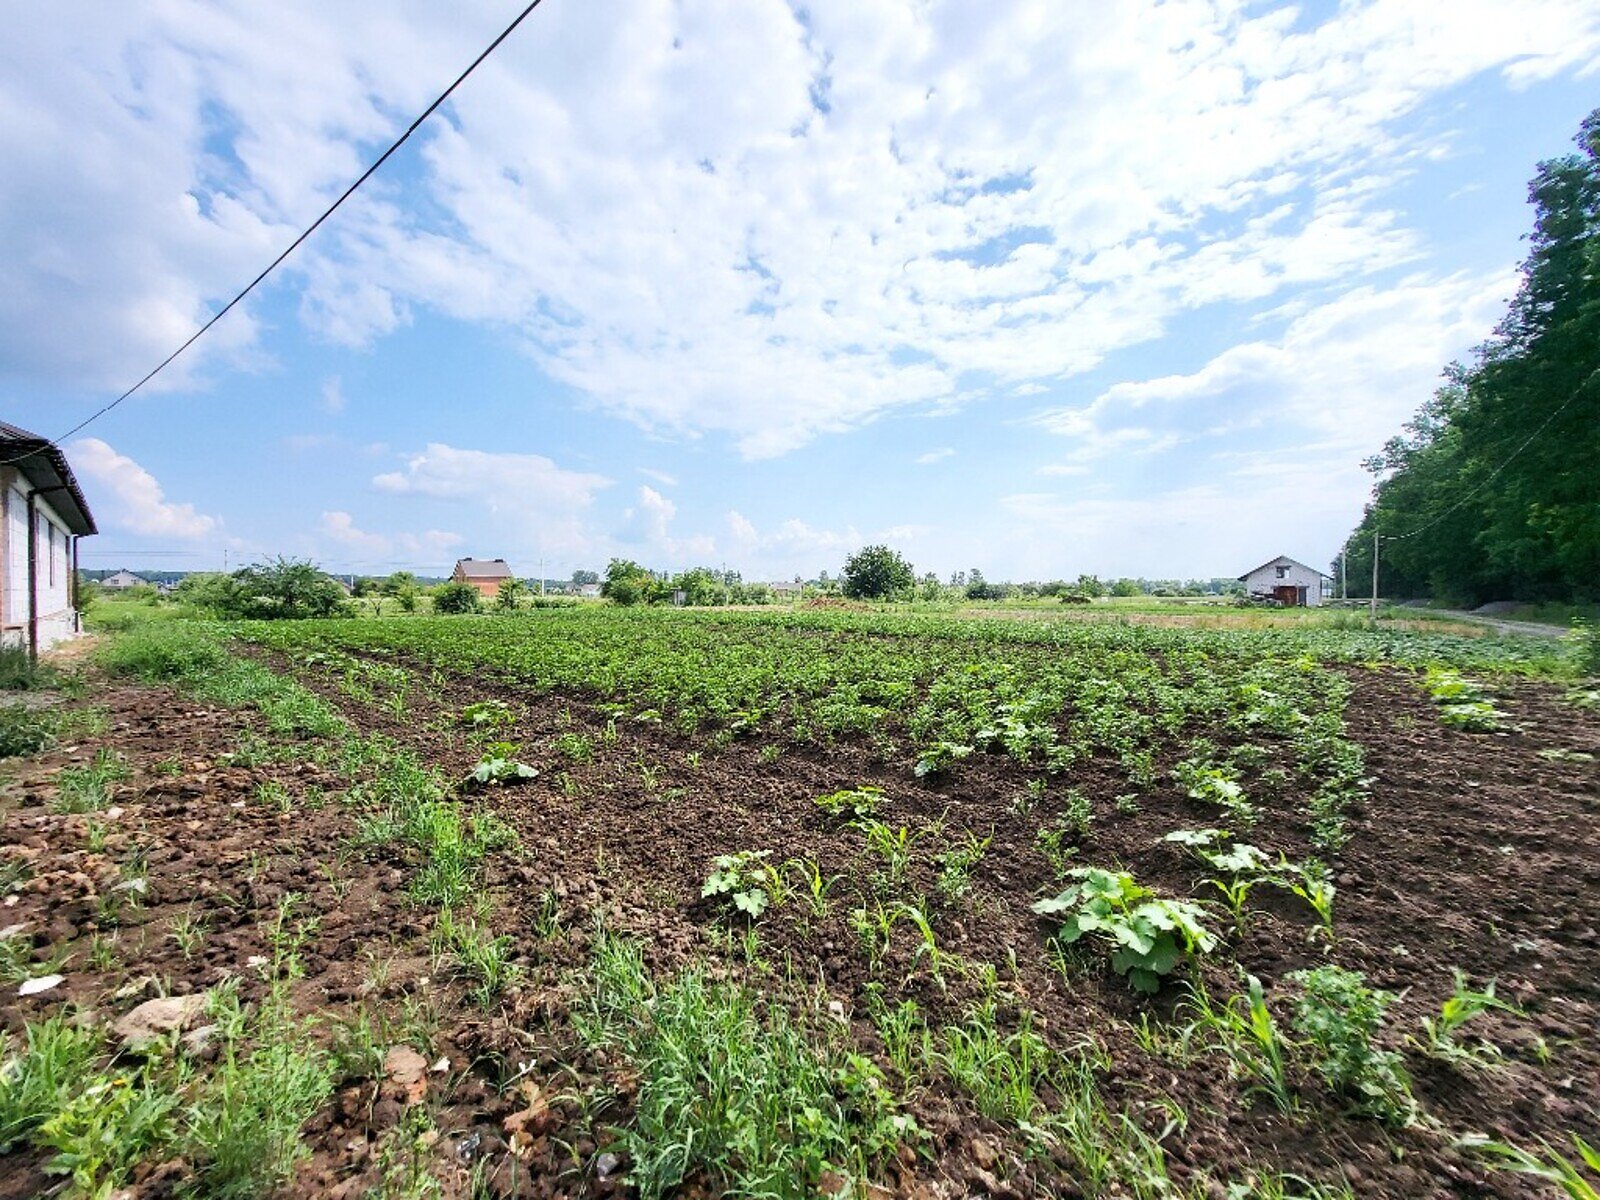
[1342,109,1600,603]
[571,569,600,587]
[433,581,482,614]
[226,558,352,619]
[602,559,657,606]
[494,577,528,612]
[1111,578,1142,597]
[840,545,915,599]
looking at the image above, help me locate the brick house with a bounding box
[451,557,514,599]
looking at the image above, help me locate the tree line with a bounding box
[1339,109,1600,604]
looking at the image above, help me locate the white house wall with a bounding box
[1,474,80,650]
[1242,560,1326,606]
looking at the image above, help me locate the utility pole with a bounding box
[1340,550,1347,602]
[539,557,545,596]
[1369,529,1380,623]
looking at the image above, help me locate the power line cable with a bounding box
[4,0,545,468]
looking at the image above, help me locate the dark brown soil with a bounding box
[2,652,1597,1199]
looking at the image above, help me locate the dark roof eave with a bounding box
[0,423,97,535]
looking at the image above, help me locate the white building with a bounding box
[1,423,97,654]
[100,570,149,591]
[1238,555,1330,607]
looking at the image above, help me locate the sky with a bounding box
[2,1,1598,583]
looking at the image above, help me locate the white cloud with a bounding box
[915,448,956,465]
[373,443,610,511]
[319,510,389,555]
[321,375,346,414]
[638,467,678,486]
[619,485,715,561]
[7,1,1595,458]
[318,510,463,564]
[68,437,218,538]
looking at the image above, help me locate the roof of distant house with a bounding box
[454,557,514,580]
[0,422,97,535]
[1237,555,1329,582]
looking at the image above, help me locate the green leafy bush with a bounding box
[1288,965,1414,1125]
[432,581,482,614]
[1033,867,1215,993]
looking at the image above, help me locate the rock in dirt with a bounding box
[181,1024,220,1061]
[596,1152,621,1179]
[18,974,63,996]
[970,1137,1001,1170]
[114,993,208,1050]
[383,1045,429,1104]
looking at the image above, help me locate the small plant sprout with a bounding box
[858,819,930,894]
[458,700,516,731]
[1173,759,1257,827]
[1181,973,1296,1113]
[1274,856,1337,934]
[1033,867,1216,994]
[914,740,972,778]
[783,857,840,917]
[464,741,538,788]
[1414,969,1522,1068]
[1457,1134,1600,1200]
[813,785,887,823]
[935,829,991,902]
[702,850,781,918]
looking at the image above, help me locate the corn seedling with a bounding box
[1181,974,1297,1113]
[1413,969,1521,1068]
[1457,1134,1600,1200]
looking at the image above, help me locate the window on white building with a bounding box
[1275,565,1289,579]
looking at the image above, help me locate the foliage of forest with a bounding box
[1341,109,1599,604]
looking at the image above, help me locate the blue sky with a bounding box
[2,1,1597,582]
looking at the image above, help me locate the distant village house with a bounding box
[451,557,514,599]
[1238,555,1329,607]
[1,423,96,654]
[100,569,150,591]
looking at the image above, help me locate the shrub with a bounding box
[1288,965,1414,1125]
[432,581,481,614]
[841,546,915,600]
[602,559,658,606]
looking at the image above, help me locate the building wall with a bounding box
[1242,559,1326,607]
[0,469,80,649]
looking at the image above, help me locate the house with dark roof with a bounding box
[0,423,97,654]
[450,557,514,599]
